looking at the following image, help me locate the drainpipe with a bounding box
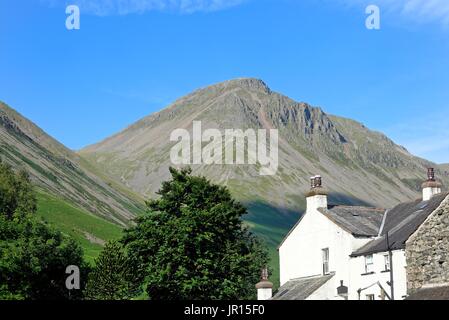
[387,232,394,300]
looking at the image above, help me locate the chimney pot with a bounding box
[315,175,322,188]
[310,175,323,189]
[310,176,316,189]
[305,174,328,210]
[422,168,442,201]
[256,267,273,300]
[428,168,435,181]
[261,268,269,281]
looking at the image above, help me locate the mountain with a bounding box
[3,79,446,286]
[440,163,449,174]
[79,78,449,252]
[0,101,144,227]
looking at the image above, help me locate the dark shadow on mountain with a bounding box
[328,192,375,208]
[242,193,375,248]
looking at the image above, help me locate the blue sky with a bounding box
[1,0,449,163]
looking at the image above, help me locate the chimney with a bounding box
[422,168,442,201]
[256,268,273,300]
[306,175,328,212]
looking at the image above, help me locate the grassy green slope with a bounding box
[35,190,123,264]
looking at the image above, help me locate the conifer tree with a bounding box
[122,167,268,300]
[84,241,140,300]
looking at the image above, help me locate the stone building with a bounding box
[406,188,449,298]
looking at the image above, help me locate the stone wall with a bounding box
[406,195,449,293]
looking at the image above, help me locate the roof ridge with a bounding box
[329,204,385,211]
[290,272,336,282]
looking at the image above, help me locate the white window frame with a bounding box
[364,255,374,274]
[322,248,330,275]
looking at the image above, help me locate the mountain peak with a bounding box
[204,78,271,94]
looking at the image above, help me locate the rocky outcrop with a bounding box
[406,195,449,293]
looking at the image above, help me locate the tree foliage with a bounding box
[122,167,268,300]
[84,241,140,300]
[0,159,87,300]
[0,160,36,220]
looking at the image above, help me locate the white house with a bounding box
[256,168,449,300]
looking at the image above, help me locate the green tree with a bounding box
[0,216,87,300]
[84,241,140,300]
[0,160,87,300]
[122,167,268,300]
[0,160,36,219]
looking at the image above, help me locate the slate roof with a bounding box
[277,205,385,249]
[277,192,448,254]
[351,192,449,257]
[406,285,449,300]
[272,273,335,300]
[318,206,385,237]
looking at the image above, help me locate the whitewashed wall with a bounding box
[278,196,372,291]
[348,250,407,300]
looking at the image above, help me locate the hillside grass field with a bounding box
[35,190,124,264]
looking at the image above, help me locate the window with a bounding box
[322,248,329,275]
[364,255,374,274]
[366,294,375,301]
[384,254,390,271]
